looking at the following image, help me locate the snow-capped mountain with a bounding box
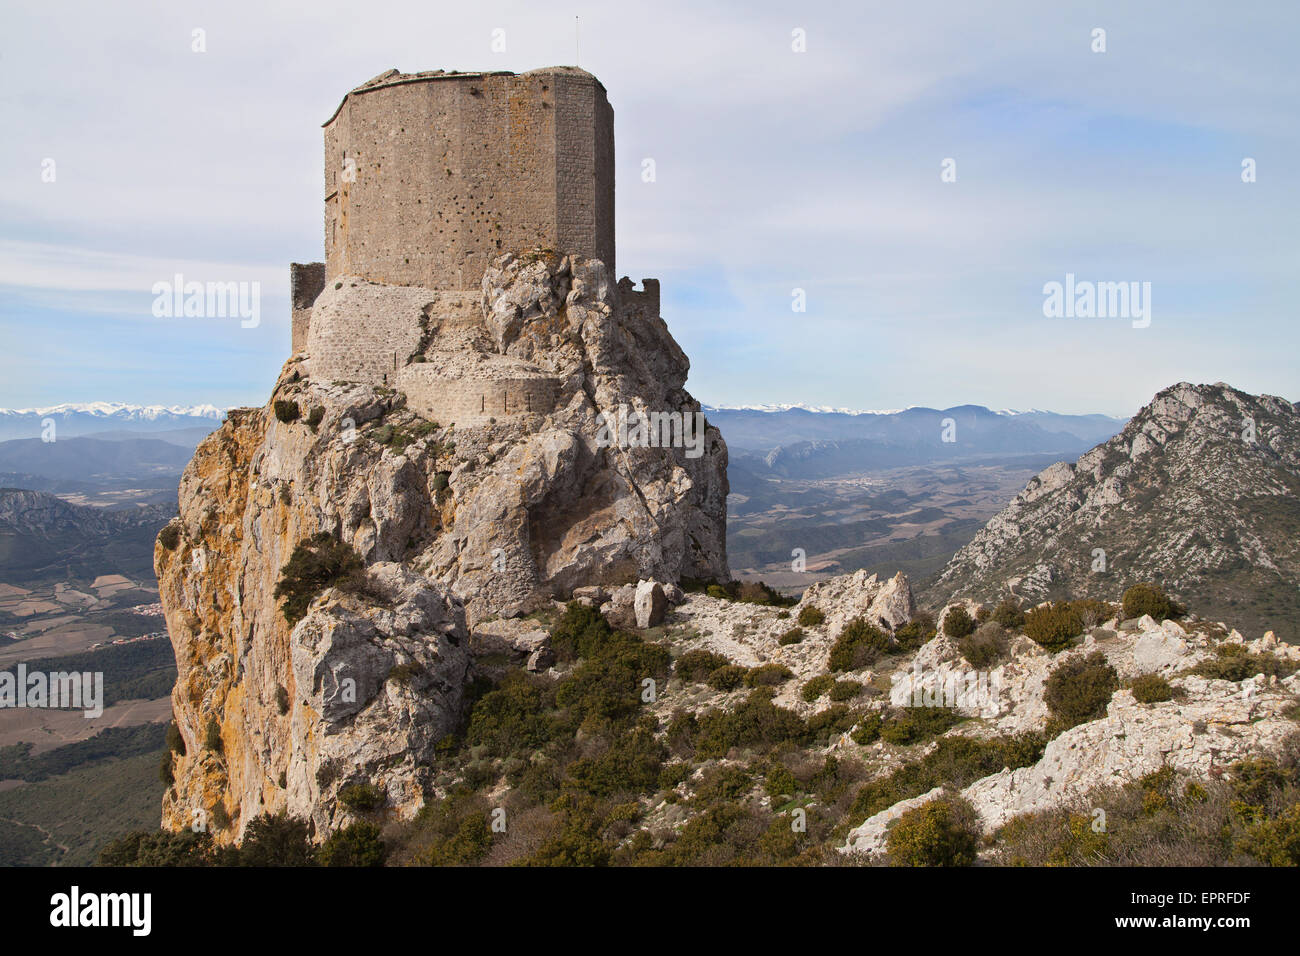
[0,402,225,441]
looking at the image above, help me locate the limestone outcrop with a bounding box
[155,252,728,841]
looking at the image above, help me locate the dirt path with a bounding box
[1,815,70,857]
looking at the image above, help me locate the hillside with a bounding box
[927,383,1300,641]
[0,488,173,584]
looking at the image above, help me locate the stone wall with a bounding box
[323,67,614,291]
[290,262,326,355]
[398,362,561,427]
[306,279,480,387]
[617,277,660,323]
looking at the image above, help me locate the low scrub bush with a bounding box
[1044,651,1118,729]
[1129,673,1173,703]
[990,598,1026,630]
[1122,583,1181,622]
[886,796,980,866]
[958,622,1009,668]
[828,617,891,671]
[942,606,976,639]
[801,674,835,702]
[797,605,826,627]
[273,533,365,625]
[1024,602,1084,651]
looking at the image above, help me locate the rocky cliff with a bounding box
[927,382,1300,640]
[155,252,728,840]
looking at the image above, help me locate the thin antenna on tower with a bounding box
[575,16,580,66]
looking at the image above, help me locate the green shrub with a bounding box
[694,691,806,759]
[1193,643,1297,682]
[1122,583,1180,622]
[851,712,884,745]
[801,674,835,702]
[273,532,365,625]
[550,602,614,662]
[319,821,385,866]
[894,612,936,651]
[1239,802,1300,866]
[275,684,290,715]
[765,764,799,800]
[778,627,805,646]
[828,617,891,671]
[1024,602,1084,651]
[306,406,325,432]
[829,680,863,702]
[942,606,976,639]
[879,706,965,746]
[338,782,385,812]
[159,753,174,786]
[744,663,793,688]
[958,622,1009,668]
[886,796,980,866]
[432,471,451,492]
[466,672,558,758]
[203,718,222,753]
[554,633,671,724]
[797,605,826,627]
[158,524,181,550]
[238,811,316,866]
[97,829,214,867]
[1130,673,1173,703]
[1070,599,1112,628]
[1044,651,1118,729]
[414,792,493,866]
[693,764,753,803]
[991,598,1025,630]
[706,664,749,691]
[675,649,733,683]
[805,704,861,740]
[706,584,730,600]
[273,399,300,423]
[565,717,667,797]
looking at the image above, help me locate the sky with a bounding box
[1,0,1297,417]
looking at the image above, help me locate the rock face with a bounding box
[841,612,1300,855]
[795,570,916,636]
[155,252,728,841]
[961,671,1300,832]
[927,383,1300,641]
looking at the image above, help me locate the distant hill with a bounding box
[926,382,1300,641]
[0,488,172,583]
[706,404,1126,478]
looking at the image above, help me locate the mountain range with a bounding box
[706,404,1127,478]
[0,403,224,442]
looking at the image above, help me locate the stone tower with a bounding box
[291,66,615,355]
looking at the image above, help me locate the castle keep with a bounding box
[290,67,642,428]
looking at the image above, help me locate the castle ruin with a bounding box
[289,67,657,428]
